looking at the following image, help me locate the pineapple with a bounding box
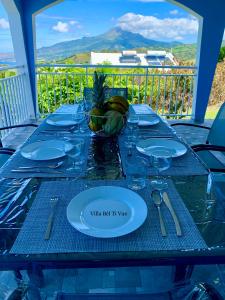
[92,71,107,109]
[89,71,108,131]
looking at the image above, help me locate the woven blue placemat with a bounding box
[0,114,91,179]
[119,136,208,176]
[10,179,207,254]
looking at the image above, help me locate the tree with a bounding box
[218,46,225,62]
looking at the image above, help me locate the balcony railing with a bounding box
[0,64,197,139]
[36,64,196,119]
[0,65,31,138]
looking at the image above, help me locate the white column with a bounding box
[192,17,224,123]
[2,0,36,120]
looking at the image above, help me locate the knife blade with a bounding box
[162,192,182,236]
[11,169,63,174]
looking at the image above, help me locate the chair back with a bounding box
[207,102,225,146]
[83,87,128,102]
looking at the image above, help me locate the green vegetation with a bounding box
[36,65,194,118]
[172,44,196,63]
[218,46,225,62]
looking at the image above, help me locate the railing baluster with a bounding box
[20,73,30,118]
[66,73,69,104]
[156,75,161,113]
[187,76,194,116]
[33,64,195,118]
[144,68,148,104]
[162,75,167,116]
[53,74,56,109]
[150,75,155,108]
[59,73,62,106]
[15,75,25,121]
[168,76,174,116]
[45,74,50,113]
[37,72,43,116]
[1,81,11,128]
[174,75,181,115]
[180,76,187,116]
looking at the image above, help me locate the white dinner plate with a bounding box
[46,114,81,126]
[21,140,73,161]
[138,115,160,126]
[67,186,148,238]
[132,104,154,115]
[136,138,187,158]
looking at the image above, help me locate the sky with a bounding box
[0,0,199,53]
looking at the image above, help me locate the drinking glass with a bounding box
[150,149,173,190]
[73,112,86,134]
[65,138,85,171]
[126,156,148,190]
[127,115,139,130]
[125,126,139,152]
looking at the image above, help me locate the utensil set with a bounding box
[152,190,182,237]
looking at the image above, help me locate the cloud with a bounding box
[170,9,179,15]
[0,18,9,29]
[52,21,69,32]
[117,13,198,41]
[52,20,82,33]
[69,20,78,25]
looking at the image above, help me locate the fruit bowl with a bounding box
[88,111,127,137]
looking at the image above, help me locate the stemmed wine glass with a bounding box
[125,115,139,153]
[150,148,175,190]
[65,138,85,172]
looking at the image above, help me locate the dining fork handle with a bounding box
[44,211,54,240]
[157,207,167,237]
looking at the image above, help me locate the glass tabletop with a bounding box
[0,118,224,270]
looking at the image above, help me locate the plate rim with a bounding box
[67,185,148,238]
[136,138,187,158]
[137,115,160,126]
[20,139,72,161]
[46,114,78,126]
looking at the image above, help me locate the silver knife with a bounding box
[162,192,182,236]
[11,169,63,174]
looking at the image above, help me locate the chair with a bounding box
[54,292,169,299]
[0,123,38,168]
[171,102,225,172]
[83,87,128,101]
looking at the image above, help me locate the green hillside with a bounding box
[172,44,196,62]
[57,44,197,65]
[37,27,181,62]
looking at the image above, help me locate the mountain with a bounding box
[37,28,182,62]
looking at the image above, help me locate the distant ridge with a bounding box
[37,27,182,62]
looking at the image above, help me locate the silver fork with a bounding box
[44,196,59,240]
[18,161,64,170]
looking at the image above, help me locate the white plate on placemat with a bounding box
[46,114,81,126]
[138,115,160,126]
[67,186,147,238]
[21,140,73,161]
[136,138,187,158]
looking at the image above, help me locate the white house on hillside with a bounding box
[90,50,177,66]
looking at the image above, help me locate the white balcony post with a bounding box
[192,17,225,123]
[1,0,36,120]
[2,0,62,120]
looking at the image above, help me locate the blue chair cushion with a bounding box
[197,150,225,169]
[0,153,11,168]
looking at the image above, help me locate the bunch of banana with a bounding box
[105,96,129,115]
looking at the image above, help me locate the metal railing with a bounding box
[36,64,197,119]
[0,65,31,138]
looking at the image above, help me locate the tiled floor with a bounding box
[2,118,225,299]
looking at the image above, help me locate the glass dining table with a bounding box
[0,104,224,279]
